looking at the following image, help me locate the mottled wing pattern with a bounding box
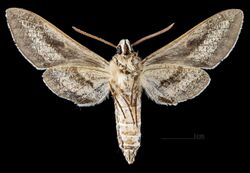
[142,9,243,69]
[141,9,243,105]
[6,8,109,70]
[141,64,210,105]
[43,63,110,106]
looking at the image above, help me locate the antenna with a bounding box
[132,23,175,46]
[72,26,116,48]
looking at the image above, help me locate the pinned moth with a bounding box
[6,8,243,164]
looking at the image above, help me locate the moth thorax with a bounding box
[116,39,133,55]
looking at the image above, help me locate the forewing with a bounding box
[6,8,109,70]
[141,64,210,105]
[142,9,243,69]
[43,63,110,106]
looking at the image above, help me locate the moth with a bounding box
[6,8,243,164]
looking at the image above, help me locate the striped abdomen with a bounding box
[109,48,142,164]
[113,91,141,164]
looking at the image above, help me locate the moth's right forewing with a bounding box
[6,8,109,70]
[43,63,110,106]
[142,9,244,69]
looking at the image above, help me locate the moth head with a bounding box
[116,39,133,55]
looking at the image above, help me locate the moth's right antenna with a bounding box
[72,26,116,48]
[132,23,175,46]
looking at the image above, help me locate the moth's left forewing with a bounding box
[6,8,109,70]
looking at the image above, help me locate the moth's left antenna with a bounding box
[72,26,116,48]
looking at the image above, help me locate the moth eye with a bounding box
[116,46,122,54]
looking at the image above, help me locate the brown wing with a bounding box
[142,9,243,69]
[6,8,109,70]
[43,63,110,106]
[141,64,210,105]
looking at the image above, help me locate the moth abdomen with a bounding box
[115,110,141,164]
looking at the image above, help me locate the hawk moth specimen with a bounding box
[6,8,243,164]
